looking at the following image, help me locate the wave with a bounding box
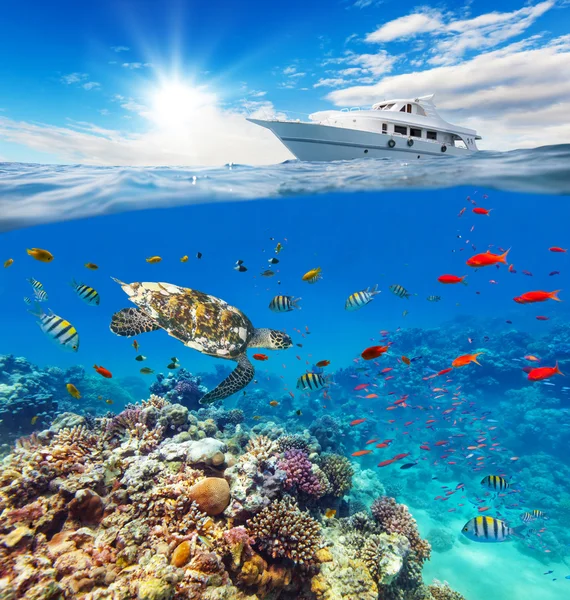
[1,143,569,231]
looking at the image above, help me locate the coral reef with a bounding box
[318,453,354,498]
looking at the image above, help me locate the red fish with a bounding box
[361,345,389,360]
[392,453,410,461]
[316,360,330,367]
[420,445,431,451]
[354,384,368,391]
[376,443,389,449]
[549,247,566,253]
[478,506,491,512]
[378,459,396,467]
[466,249,509,268]
[365,438,380,445]
[381,367,393,374]
[513,290,561,304]
[509,264,516,273]
[536,316,549,321]
[350,418,367,426]
[435,440,448,446]
[438,274,468,285]
[527,363,564,381]
[472,207,491,216]
[401,356,411,366]
[253,354,269,361]
[458,207,466,217]
[352,450,373,457]
[438,368,453,376]
[94,365,112,378]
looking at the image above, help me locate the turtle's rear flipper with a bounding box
[110,308,160,337]
[200,354,254,404]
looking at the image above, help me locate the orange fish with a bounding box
[466,249,509,268]
[478,506,491,512]
[513,290,561,304]
[354,384,368,391]
[437,368,453,376]
[269,400,279,406]
[316,360,330,367]
[361,345,389,360]
[472,207,491,216]
[376,443,389,448]
[549,246,566,253]
[527,363,564,381]
[524,355,539,362]
[381,367,393,374]
[253,353,269,361]
[352,450,373,457]
[94,365,112,378]
[438,274,468,285]
[364,393,378,399]
[401,356,411,366]
[392,453,410,461]
[365,438,379,445]
[452,353,483,368]
[378,459,396,467]
[350,418,367,426]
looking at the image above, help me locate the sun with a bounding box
[148,80,217,129]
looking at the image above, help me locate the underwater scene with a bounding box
[1,156,570,600]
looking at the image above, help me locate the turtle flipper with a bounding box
[110,308,160,337]
[200,354,254,404]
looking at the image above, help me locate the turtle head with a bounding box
[250,328,293,350]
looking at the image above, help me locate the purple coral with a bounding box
[277,449,323,497]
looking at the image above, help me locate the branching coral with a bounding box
[429,579,468,600]
[247,496,323,568]
[371,496,431,564]
[318,453,354,497]
[244,435,278,466]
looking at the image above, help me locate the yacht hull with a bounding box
[247,119,472,161]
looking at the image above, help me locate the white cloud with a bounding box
[314,77,349,88]
[121,62,152,69]
[0,93,292,166]
[326,36,570,149]
[120,99,146,113]
[366,10,444,43]
[111,45,130,53]
[82,81,100,91]
[352,0,383,7]
[283,66,297,75]
[60,72,88,85]
[98,109,110,116]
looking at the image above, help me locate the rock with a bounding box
[49,412,86,432]
[1,526,33,548]
[188,478,230,516]
[137,577,174,600]
[171,540,191,567]
[157,437,227,467]
[68,489,105,525]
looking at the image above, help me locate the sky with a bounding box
[0,0,569,166]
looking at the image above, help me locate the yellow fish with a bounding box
[140,367,154,374]
[66,383,81,399]
[27,248,54,263]
[85,263,99,270]
[180,255,189,263]
[324,509,337,519]
[31,415,39,425]
[253,415,262,420]
[275,242,283,254]
[269,400,279,407]
[105,399,114,405]
[146,256,162,264]
[302,267,322,284]
[3,258,14,268]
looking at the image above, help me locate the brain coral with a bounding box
[188,477,231,516]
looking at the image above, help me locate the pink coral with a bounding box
[277,449,323,497]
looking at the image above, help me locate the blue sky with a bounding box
[0,0,569,164]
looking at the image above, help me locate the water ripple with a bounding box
[1,144,569,231]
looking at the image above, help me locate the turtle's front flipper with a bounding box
[110,308,160,337]
[200,354,254,404]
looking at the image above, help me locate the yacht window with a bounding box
[410,128,421,138]
[394,125,407,135]
[376,105,386,110]
[400,106,406,112]
[407,104,412,113]
[426,130,437,140]
[382,123,387,133]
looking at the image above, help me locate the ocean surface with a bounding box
[1,147,570,599]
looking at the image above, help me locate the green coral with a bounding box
[318,453,354,497]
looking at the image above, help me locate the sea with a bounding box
[1,146,570,599]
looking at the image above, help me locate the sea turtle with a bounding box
[109,279,292,404]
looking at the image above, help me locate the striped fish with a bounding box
[33,288,48,302]
[296,372,327,391]
[27,278,44,291]
[70,279,100,306]
[23,297,32,305]
[345,284,379,311]
[29,305,80,352]
[269,295,301,313]
[520,512,536,523]
[427,295,441,302]
[462,516,514,543]
[390,284,410,299]
[481,475,509,491]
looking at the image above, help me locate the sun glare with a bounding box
[149,81,217,128]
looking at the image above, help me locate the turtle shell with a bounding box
[120,281,255,358]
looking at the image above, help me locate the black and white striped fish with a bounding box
[23,297,32,305]
[481,475,509,492]
[390,284,410,299]
[296,371,327,391]
[269,295,301,313]
[70,279,100,305]
[345,284,379,311]
[29,305,80,352]
[521,509,546,523]
[33,288,48,302]
[462,516,516,543]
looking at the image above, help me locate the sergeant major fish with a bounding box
[269,295,301,313]
[297,371,328,391]
[29,305,80,352]
[70,279,100,306]
[462,516,519,543]
[345,284,380,311]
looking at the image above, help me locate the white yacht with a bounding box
[247,94,480,161]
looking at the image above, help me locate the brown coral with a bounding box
[246,496,323,568]
[318,453,353,497]
[244,435,278,466]
[188,477,230,516]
